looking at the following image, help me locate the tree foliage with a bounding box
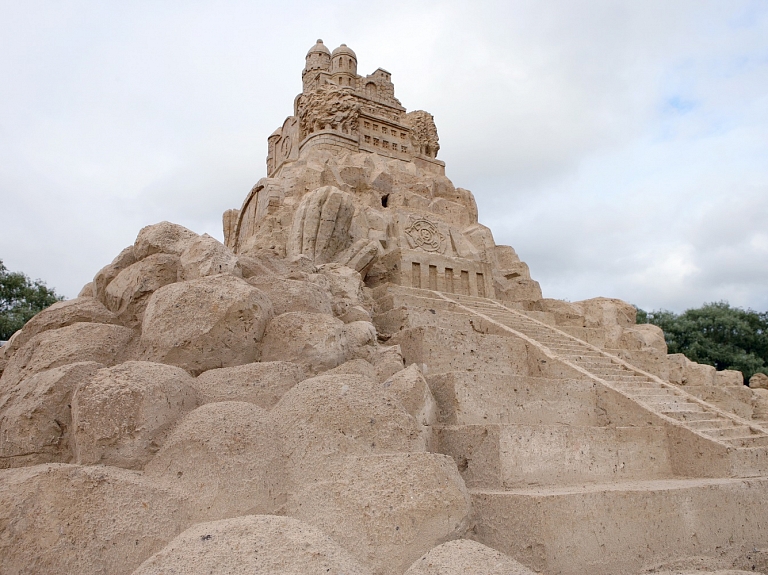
[636,301,768,382]
[0,259,63,340]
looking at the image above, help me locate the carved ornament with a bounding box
[405,218,446,253]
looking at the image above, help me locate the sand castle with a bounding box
[1,40,768,575]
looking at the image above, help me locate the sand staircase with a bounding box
[434,291,768,453]
[372,285,768,574]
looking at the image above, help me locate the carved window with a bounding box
[364,121,371,129]
[392,142,398,150]
[401,145,407,152]
[381,127,387,135]
[383,140,388,148]
[373,124,378,131]
[364,135,371,143]
[401,132,406,138]
[373,138,379,146]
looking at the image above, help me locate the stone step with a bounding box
[426,372,599,427]
[375,292,460,314]
[603,377,655,386]
[721,435,768,448]
[641,400,704,412]
[610,381,667,390]
[698,426,758,440]
[469,476,768,575]
[591,371,641,379]
[554,353,606,361]
[684,418,737,431]
[548,346,599,354]
[626,388,681,398]
[662,410,724,422]
[444,292,500,305]
[438,424,673,490]
[578,360,618,368]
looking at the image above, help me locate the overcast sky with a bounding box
[1,1,766,312]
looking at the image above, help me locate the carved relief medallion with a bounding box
[405,219,445,253]
[280,136,292,158]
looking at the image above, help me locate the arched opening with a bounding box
[381,194,389,208]
[366,82,377,98]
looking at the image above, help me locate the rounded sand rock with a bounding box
[104,253,181,326]
[259,311,347,372]
[191,361,305,408]
[0,362,102,468]
[72,361,197,469]
[272,373,422,481]
[131,515,373,575]
[288,453,472,575]
[0,463,191,575]
[0,297,119,359]
[93,245,137,303]
[133,221,199,260]
[140,274,273,375]
[0,322,135,392]
[404,539,537,575]
[178,233,241,280]
[144,401,285,521]
[246,275,334,316]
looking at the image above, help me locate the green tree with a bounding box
[636,301,768,383]
[0,259,64,340]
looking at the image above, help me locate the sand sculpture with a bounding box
[1,40,768,575]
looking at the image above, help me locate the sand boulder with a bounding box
[72,361,197,469]
[574,297,637,348]
[404,539,537,575]
[311,263,371,317]
[131,515,373,575]
[619,323,668,353]
[272,373,422,481]
[192,360,305,408]
[320,358,379,380]
[750,373,768,390]
[179,233,241,280]
[0,297,119,359]
[383,364,437,450]
[104,253,181,325]
[144,401,285,520]
[0,362,102,468]
[133,221,199,260]
[93,245,137,303]
[0,464,191,575]
[140,275,273,374]
[259,311,347,372]
[247,275,333,316]
[288,453,472,575]
[0,322,135,392]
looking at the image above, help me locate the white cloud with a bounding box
[0,0,766,313]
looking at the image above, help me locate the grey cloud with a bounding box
[0,1,766,311]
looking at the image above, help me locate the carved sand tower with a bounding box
[223,39,542,306]
[2,40,768,575]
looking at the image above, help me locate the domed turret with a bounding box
[303,40,331,77]
[306,39,331,59]
[302,39,332,92]
[331,43,357,88]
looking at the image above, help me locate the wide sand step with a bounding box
[438,424,674,489]
[426,372,599,427]
[470,476,768,575]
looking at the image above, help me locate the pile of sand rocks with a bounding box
[0,221,537,575]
